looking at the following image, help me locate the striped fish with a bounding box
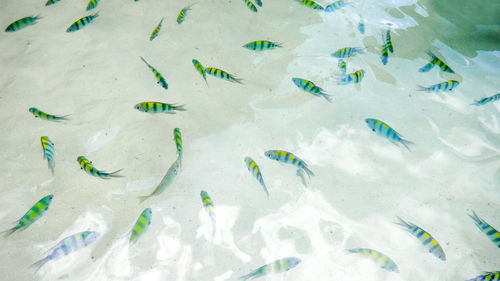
[339,69,365,84]
[150,17,164,41]
[292,78,332,103]
[200,190,216,240]
[466,271,500,281]
[138,158,181,202]
[394,217,446,261]
[41,136,55,175]
[365,118,413,150]
[324,1,354,12]
[205,67,243,84]
[1,194,54,237]
[173,128,183,161]
[66,13,99,32]
[331,47,364,58]
[130,208,152,244]
[192,59,208,85]
[140,56,168,90]
[358,17,365,34]
[471,93,500,106]
[427,51,453,73]
[243,40,282,51]
[134,102,186,114]
[31,231,100,271]
[29,107,69,122]
[243,0,258,12]
[264,150,314,177]
[385,29,393,53]
[5,16,41,32]
[417,80,459,92]
[86,0,99,11]
[338,59,346,76]
[77,156,123,179]
[468,210,500,248]
[239,257,301,281]
[177,5,193,24]
[348,248,399,273]
[244,157,269,198]
[381,35,389,65]
[45,0,61,6]
[298,0,324,10]
[255,0,263,6]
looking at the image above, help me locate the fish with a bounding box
[471,93,500,106]
[150,17,164,41]
[244,157,269,198]
[205,67,243,84]
[1,194,54,237]
[5,16,41,32]
[348,248,399,273]
[468,210,500,248]
[331,47,364,58]
[173,128,183,161]
[129,208,152,244]
[200,190,216,240]
[140,56,168,90]
[77,156,123,179]
[365,118,413,150]
[138,158,181,203]
[177,5,193,24]
[239,257,301,281]
[466,271,500,281]
[41,136,55,175]
[339,69,365,84]
[292,78,332,102]
[298,0,324,10]
[134,102,186,114]
[385,29,393,53]
[45,0,61,6]
[29,107,69,122]
[427,51,454,73]
[338,59,346,76]
[418,61,435,73]
[255,0,263,6]
[243,40,282,51]
[31,231,100,271]
[357,17,365,34]
[264,150,314,177]
[324,1,354,12]
[416,80,459,92]
[394,217,446,261]
[66,13,99,32]
[192,59,208,85]
[86,0,99,11]
[243,0,258,12]
[380,35,389,65]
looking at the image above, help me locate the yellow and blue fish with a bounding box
[466,271,500,281]
[385,28,393,53]
[5,16,41,32]
[134,102,186,114]
[325,0,354,12]
[298,0,324,10]
[292,78,332,102]
[140,56,168,90]
[130,208,152,244]
[381,35,389,65]
[244,157,269,198]
[192,59,208,85]
[395,217,446,261]
[338,59,346,76]
[138,158,181,202]
[417,80,459,92]
[200,190,216,240]
[150,17,164,41]
[239,257,301,281]
[86,0,99,11]
[45,0,61,6]
[1,194,54,237]
[243,0,258,12]
[264,150,314,177]
[365,118,413,150]
[419,51,454,73]
[243,40,282,51]
[77,156,123,179]
[331,47,364,58]
[255,0,263,6]
[205,67,243,84]
[177,5,193,24]
[348,248,399,273]
[173,128,183,161]
[66,13,99,32]
[41,136,55,175]
[339,69,365,84]
[29,107,69,122]
[471,93,500,106]
[468,210,500,248]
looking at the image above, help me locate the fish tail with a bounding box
[59,114,71,121]
[467,210,482,226]
[174,104,187,111]
[394,216,412,229]
[48,161,55,175]
[416,85,427,91]
[102,169,123,178]
[302,166,315,177]
[238,272,255,281]
[232,77,244,84]
[138,195,151,203]
[322,93,333,103]
[31,257,50,272]
[1,227,18,237]
[400,138,413,151]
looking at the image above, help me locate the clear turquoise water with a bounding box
[0,0,499,280]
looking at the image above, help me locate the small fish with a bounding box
[31,231,100,271]
[134,102,186,114]
[292,78,332,102]
[129,208,152,244]
[41,136,55,175]
[339,69,365,84]
[385,29,393,53]
[5,16,41,32]
[298,0,324,10]
[331,47,364,58]
[264,150,314,177]
[86,0,99,11]
[177,5,193,24]
[243,40,282,51]
[45,0,61,6]
[140,56,168,90]
[200,190,216,240]
[205,67,243,84]
[365,118,413,150]
[348,248,399,273]
[381,35,389,65]
[173,128,183,161]
[357,17,365,34]
[29,107,69,122]
[416,80,459,92]
[427,51,454,73]
[471,93,500,106]
[138,158,181,202]
[338,59,346,76]
[66,13,99,32]
[150,17,164,41]
[394,217,446,261]
[468,210,500,248]
[243,0,258,12]
[466,271,500,281]
[239,257,301,281]
[77,156,123,179]
[1,194,54,237]
[255,0,263,6]
[324,1,353,12]
[192,59,208,85]
[244,157,269,198]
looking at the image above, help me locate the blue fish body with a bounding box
[365,118,412,150]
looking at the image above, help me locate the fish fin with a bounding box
[232,77,244,84]
[174,104,187,111]
[302,166,314,177]
[238,273,255,281]
[91,12,100,18]
[1,227,18,237]
[296,169,308,187]
[416,85,427,91]
[105,169,124,178]
[399,139,413,151]
[138,195,151,203]
[322,93,333,103]
[467,210,483,226]
[58,114,71,121]
[31,257,50,272]
[394,216,413,229]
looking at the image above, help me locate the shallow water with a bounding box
[0,0,499,280]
